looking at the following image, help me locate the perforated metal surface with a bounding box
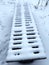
[6,3,46,62]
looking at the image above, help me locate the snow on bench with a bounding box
[6,3,46,62]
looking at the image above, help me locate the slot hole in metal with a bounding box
[28,41,37,43]
[25,24,30,26]
[13,42,22,45]
[27,33,36,35]
[15,23,22,24]
[13,34,22,36]
[12,47,21,50]
[26,30,34,32]
[34,51,39,54]
[26,27,33,29]
[27,37,36,39]
[14,30,22,33]
[32,46,39,48]
[15,25,22,27]
[13,38,22,40]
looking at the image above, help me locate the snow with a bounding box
[0,0,49,65]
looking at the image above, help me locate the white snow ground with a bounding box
[0,0,49,65]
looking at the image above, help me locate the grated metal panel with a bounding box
[6,3,46,62]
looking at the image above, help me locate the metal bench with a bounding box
[6,3,46,62]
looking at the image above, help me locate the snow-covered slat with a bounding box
[6,3,46,62]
